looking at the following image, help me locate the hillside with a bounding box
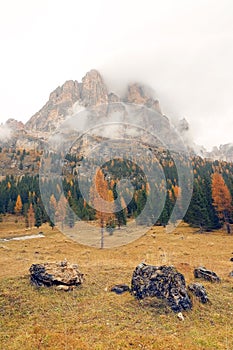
[0,70,233,350]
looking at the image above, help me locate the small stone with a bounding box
[177,312,185,321]
[55,285,70,291]
[110,284,130,294]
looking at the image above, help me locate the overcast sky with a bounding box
[0,0,233,150]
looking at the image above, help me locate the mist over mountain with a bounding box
[0,69,232,161]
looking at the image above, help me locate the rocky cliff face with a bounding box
[81,70,108,107]
[203,144,233,162]
[126,83,162,113]
[25,69,164,134]
[6,118,24,131]
[25,80,80,132]
[1,69,231,162]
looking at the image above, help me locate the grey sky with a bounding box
[0,0,233,150]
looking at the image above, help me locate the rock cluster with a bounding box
[194,267,221,283]
[29,260,84,290]
[131,263,192,313]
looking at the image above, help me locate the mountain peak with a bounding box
[6,118,24,131]
[125,83,162,113]
[81,69,108,107]
[49,80,80,104]
[82,69,103,79]
[25,69,163,133]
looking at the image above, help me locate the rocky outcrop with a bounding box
[25,70,110,133]
[6,118,24,131]
[81,69,108,107]
[131,263,192,313]
[125,83,162,113]
[3,69,232,162]
[188,283,209,303]
[194,267,221,283]
[25,80,80,132]
[29,260,84,290]
[25,69,164,135]
[108,92,121,103]
[49,80,80,105]
[16,135,44,151]
[177,118,189,133]
[197,143,233,162]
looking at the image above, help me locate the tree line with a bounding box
[0,153,233,233]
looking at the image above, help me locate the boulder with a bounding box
[29,260,84,290]
[194,267,221,283]
[188,283,209,303]
[131,263,192,313]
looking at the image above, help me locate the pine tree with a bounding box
[184,180,212,232]
[35,205,42,228]
[66,206,75,228]
[48,194,57,229]
[113,184,127,229]
[211,172,232,233]
[135,189,147,225]
[7,199,15,214]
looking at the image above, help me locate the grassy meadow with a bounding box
[0,215,233,349]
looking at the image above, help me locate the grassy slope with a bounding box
[0,217,233,349]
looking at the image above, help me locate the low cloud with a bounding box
[0,123,12,141]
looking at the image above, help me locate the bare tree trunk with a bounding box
[223,211,231,234]
[100,219,104,249]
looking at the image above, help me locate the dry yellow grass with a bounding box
[0,216,233,349]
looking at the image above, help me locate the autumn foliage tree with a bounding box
[56,195,68,229]
[14,194,23,215]
[27,203,35,228]
[211,172,232,233]
[90,168,115,248]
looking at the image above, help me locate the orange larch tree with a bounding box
[90,168,115,248]
[211,172,232,233]
[56,195,68,229]
[14,194,23,215]
[27,203,35,228]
